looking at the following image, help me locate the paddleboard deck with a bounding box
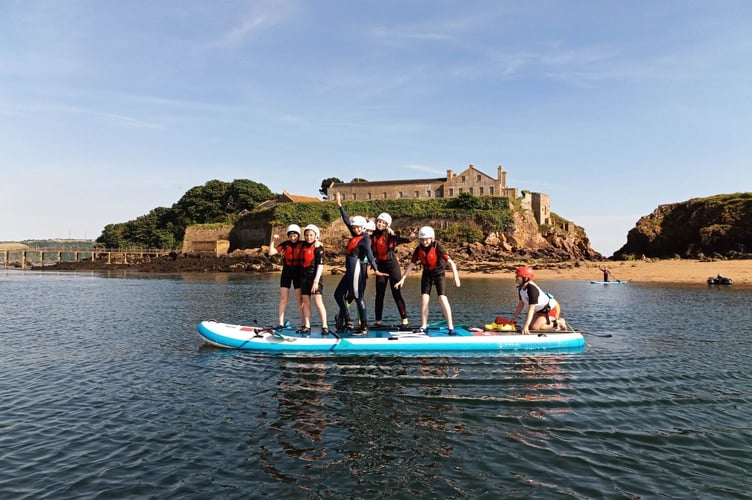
[197,320,585,354]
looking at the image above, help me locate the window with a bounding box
[469,187,473,194]
[414,191,419,198]
[383,192,388,199]
[449,188,454,196]
[490,187,494,195]
[479,187,484,195]
[399,192,404,199]
[426,190,432,197]
[351,193,356,200]
[476,174,481,181]
[367,193,372,200]
[461,175,466,182]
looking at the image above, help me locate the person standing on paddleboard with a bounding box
[395,226,460,335]
[370,212,413,331]
[298,224,329,335]
[333,192,385,335]
[269,224,304,330]
[599,267,610,282]
[511,266,568,334]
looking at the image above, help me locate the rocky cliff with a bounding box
[614,193,752,260]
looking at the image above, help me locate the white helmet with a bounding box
[418,226,435,239]
[303,224,320,239]
[376,212,392,226]
[286,224,301,235]
[350,216,367,228]
[364,220,376,231]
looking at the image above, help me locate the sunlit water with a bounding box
[0,270,750,498]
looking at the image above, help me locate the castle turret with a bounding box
[497,165,507,188]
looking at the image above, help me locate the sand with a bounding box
[462,259,752,286]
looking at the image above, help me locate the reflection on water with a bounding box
[0,270,751,498]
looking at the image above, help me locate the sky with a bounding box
[1,1,750,256]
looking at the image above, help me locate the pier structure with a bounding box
[1,248,172,269]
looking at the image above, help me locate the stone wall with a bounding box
[182,226,232,256]
[228,211,275,250]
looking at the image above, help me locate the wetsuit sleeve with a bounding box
[410,246,420,264]
[339,206,354,235]
[436,243,451,261]
[313,247,324,283]
[527,285,540,303]
[361,235,379,272]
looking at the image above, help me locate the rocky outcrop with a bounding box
[614,193,752,260]
[41,207,602,272]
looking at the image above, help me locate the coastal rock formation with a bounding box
[613,193,752,260]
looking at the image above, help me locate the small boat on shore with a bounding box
[197,320,585,354]
[707,275,732,285]
[590,280,627,284]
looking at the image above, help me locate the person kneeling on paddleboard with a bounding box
[511,266,568,334]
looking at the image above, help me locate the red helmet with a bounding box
[515,266,534,280]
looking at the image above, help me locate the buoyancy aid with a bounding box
[417,243,440,271]
[518,281,556,325]
[372,232,395,261]
[280,241,301,267]
[300,243,317,268]
[345,235,365,258]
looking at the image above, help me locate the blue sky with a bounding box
[1,1,750,256]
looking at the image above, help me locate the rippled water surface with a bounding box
[1,270,751,498]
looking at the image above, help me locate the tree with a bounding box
[95,178,275,248]
[319,177,342,199]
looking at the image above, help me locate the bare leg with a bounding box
[301,296,312,328]
[438,294,454,330]
[420,294,430,328]
[294,288,304,327]
[278,287,290,325]
[313,294,328,329]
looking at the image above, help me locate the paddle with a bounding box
[575,330,613,338]
[512,323,613,338]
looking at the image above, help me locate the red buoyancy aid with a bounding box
[416,243,443,271]
[280,241,302,267]
[372,233,390,260]
[345,235,365,257]
[300,243,317,268]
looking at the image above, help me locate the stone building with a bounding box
[327,164,552,225]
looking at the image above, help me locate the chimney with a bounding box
[498,165,507,187]
[447,169,454,180]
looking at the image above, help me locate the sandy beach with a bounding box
[462,259,752,286]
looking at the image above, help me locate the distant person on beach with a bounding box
[511,266,568,334]
[370,212,413,330]
[298,224,328,335]
[395,226,460,335]
[599,267,610,282]
[269,224,304,330]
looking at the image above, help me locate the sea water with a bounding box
[0,270,750,498]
